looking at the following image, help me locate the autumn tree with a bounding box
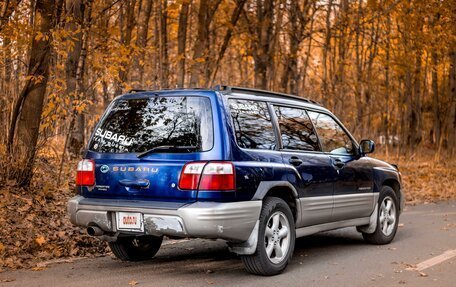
[6,0,62,186]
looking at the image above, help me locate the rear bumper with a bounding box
[67,196,261,242]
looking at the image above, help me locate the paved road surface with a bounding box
[1,201,455,287]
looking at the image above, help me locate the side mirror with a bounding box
[360,139,375,154]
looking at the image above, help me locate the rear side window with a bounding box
[89,96,213,153]
[307,111,355,155]
[273,106,320,151]
[229,99,276,150]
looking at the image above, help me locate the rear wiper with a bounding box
[137,145,197,158]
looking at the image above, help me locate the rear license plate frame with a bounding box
[116,212,144,232]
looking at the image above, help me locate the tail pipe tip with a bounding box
[87,226,104,236]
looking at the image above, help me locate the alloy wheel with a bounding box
[264,211,291,264]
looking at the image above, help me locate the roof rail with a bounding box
[128,87,211,94]
[128,89,151,93]
[214,85,321,106]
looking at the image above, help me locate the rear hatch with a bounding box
[82,94,215,202]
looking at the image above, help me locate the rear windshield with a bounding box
[89,96,213,153]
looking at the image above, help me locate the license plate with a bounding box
[116,212,143,231]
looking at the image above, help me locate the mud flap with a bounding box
[227,220,259,255]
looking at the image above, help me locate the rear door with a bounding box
[271,105,337,227]
[307,111,374,221]
[82,95,216,202]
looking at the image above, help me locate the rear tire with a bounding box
[362,186,399,245]
[241,197,296,276]
[109,235,163,261]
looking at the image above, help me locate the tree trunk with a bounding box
[159,0,169,88]
[410,51,422,150]
[189,0,222,87]
[354,0,364,137]
[321,0,333,104]
[280,0,298,94]
[130,0,153,87]
[251,0,274,90]
[65,0,84,156]
[7,0,57,187]
[1,36,12,145]
[447,50,456,157]
[383,13,391,158]
[176,0,191,88]
[115,0,136,95]
[431,51,441,147]
[207,0,247,87]
[301,2,316,95]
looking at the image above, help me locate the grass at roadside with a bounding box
[376,151,456,204]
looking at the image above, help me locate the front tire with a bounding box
[362,186,399,245]
[241,197,296,276]
[109,235,163,261]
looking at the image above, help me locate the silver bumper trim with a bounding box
[68,196,262,242]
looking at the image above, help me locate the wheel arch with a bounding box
[253,181,299,222]
[382,178,402,211]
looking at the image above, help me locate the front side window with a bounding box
[273,106,320,151]
[89,96,213,153]
[229,99,276,150]
[307,111,355,155]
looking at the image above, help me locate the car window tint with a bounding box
[307,111,355,155]
[273,106,320,151]
[229,99,276,150]
[89,96,213,153]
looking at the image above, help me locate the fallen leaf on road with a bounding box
[419,272,428,277]
[35,236,46,246]
[31,267,47,271]
[398,223,404,227]
[0,278,15,283]
[205,279,214,285]
[128,280,138,286]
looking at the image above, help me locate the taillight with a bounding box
[178,162,206,190]
[76,159,95,186]
[199,162,235,190]
[178,161,235,191]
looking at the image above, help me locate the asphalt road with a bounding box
[1,201,455,287]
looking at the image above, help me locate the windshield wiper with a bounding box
[137,145,198,158]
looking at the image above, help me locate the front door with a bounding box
[272,105,337,227]
[307,111,374,221]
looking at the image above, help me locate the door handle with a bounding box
[289,157,303,166]
[332,158,345,169]
[119,179,150,188]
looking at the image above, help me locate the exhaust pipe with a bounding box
[87,226,104,236]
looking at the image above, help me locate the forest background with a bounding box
[0,0,455,269]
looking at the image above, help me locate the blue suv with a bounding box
[68,86,404,275]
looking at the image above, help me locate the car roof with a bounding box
[115,88,215,100]
[114,86,328,113]
[217,86,328,112]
